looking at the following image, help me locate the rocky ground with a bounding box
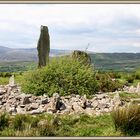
[0,75,139,116]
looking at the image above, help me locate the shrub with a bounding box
[111,104,140,135]
[71,50,91,66]
[38,121,56,136]
[12,114,28,131]
[95,73,123,92]
[30,117,40,128]
[21,57,98,96]
[134,70,140,80]
[126,75,135,83]
[0,113,9,130]
[107,71,122,79]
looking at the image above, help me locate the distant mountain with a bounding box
[0,46,140,72]
[0,46,12,53]
[0,46,71,62]
[90,53,140,71]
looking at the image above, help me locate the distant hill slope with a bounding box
[0,46,71,62]
[0,46,140,72]
[90,53,140,71]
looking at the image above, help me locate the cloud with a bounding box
[0,4,140,52]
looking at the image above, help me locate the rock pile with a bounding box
[0,76,125,116]
[123,83,140,94]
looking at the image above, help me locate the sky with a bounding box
[0,4,140,52]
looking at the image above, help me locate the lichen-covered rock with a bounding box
[113,93,123,108]
[8,106,17,115]
[22,96,31,105]
[71,50,91,65]
[72,102,85,113]
[37,25,50,68]
[0,87,6,95]
[41,98,48,104]
[29,108,45,115]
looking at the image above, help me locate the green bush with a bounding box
[21,57,98,96]
[134,69,140,80]
[126,75,135,83]
[12,114,28,131]
[95,73,123,92]
[71,50,91,66]
[38,121,56,136]
[0,113,9,130]
[112,104,140,136]
[107,71,122,79]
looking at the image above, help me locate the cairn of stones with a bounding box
[0,75,129,116]
[71,50,91,66]
[37,25,50,68]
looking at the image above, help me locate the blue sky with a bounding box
[0,4,140,52]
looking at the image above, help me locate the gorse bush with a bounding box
[126,75,135,83]
[71,50,91,66]
[112,104,140,136]
[95,73,123,92]
[21,57,98,96]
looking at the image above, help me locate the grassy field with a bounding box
[0,113,124,136]
[0,61,37,72]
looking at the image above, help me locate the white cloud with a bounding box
[0,4,140,52]
[132,42,140,48]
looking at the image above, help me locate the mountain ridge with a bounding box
[0,46,72,62]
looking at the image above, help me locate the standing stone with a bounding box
[9,75,15,87]
[136,83,140,95]
[113,92,123,108]
[37,25,50,68]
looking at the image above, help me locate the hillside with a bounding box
[0,46,140,72]
[0,46,71,62]
[90,53,140,71]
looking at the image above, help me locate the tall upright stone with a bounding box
[9,75,16,87]
[71,50,91,66]
[37,25,50,68]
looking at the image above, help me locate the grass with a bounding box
[119,92,140,102]
[0,74,23,85]
[112,104,140,136]
[0,113,124,137]
[0,111,131,137]
[0,77,9,85]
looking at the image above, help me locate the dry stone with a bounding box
[72,102,85,113]
[0,76,135,116]
[8,106,17,115]
[41,98,48,104]
[136,83,140,94]
[29,108,45,115]
[21,95,31,105]
[0,87,6,95]
[9,75,16,87]
[113,92,123,108]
